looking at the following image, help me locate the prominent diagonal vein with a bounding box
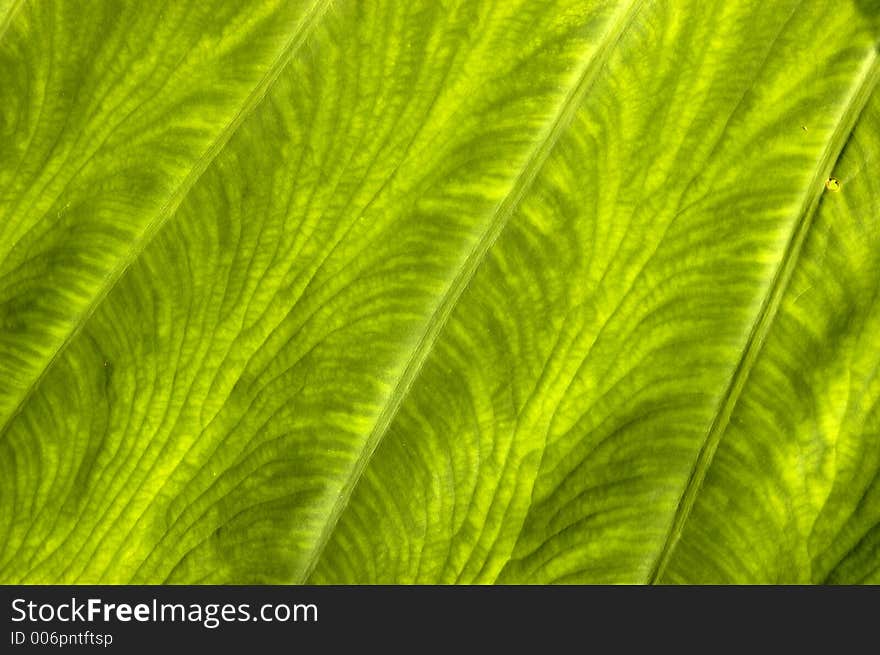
[648,51,880,584]
[299,0,648,582]
[0,0,333,442]
[0,0,23,43]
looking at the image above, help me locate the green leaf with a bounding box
[0,0,878,584]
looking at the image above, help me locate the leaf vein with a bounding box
[647,50,880,583]
[298,0,649,582]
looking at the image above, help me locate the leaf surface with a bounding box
[0,0,879,583]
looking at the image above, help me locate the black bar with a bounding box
[1,585,875,651]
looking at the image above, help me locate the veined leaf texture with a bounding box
[1,0,879,583]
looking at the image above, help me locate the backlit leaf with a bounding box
[1,0,879,583]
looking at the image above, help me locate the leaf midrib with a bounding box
[0,0,333,442]
[298,0,647,583]
[647,50,880,584]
